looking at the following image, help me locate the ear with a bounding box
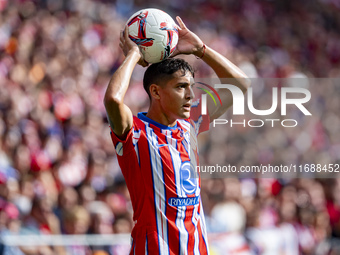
[149,84,161,100]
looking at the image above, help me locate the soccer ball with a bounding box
[126,8,179,64]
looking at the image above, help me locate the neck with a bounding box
[146,104,177,127]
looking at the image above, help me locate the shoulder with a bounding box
[132,115,147,129]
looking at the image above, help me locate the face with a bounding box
[156,70,195,121]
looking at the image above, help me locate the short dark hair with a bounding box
[143,58,194,98]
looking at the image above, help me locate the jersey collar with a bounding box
[138,112,178,130]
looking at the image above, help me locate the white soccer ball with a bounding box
[126,8,179,64]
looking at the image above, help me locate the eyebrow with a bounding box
[177,82,195,86]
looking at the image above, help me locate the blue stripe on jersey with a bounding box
[129,237,134,255]
[146,124,169,255]
[181,141,189,155]
[173,132,183,255]
[157,142,170,255]
[145,233,148,254]
[192,206,200,255]
[168,136,188,254]
[144,124,161,255]
[136,143,141,167]
[201,226,208,254]
[199,202,209,254]
[164,129,180,255]
[159,130,170,255]
[165,130,172,255]
[183,120,204,255]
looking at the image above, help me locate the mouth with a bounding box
[183,103,191,111]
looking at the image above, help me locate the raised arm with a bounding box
[200,46,250,120]
[172,17,250,121]
[104,26,147,137]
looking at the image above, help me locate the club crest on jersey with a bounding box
[180,161,198,195]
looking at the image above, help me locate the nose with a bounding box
[187,86,195,99]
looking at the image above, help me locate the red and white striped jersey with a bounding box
[110,104,210,255]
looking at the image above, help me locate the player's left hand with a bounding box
[170,16,204,58]
[120,25,148,67]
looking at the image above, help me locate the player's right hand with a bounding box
[170,16,204,58]
[120,25,148,67]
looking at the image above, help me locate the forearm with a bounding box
[104,50,140,136]
[196,45,251,120]
[196,45,250,92]
[104,50,140,104]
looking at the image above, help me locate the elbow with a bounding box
[103,95,122,108]
[239,76,251,94]
[244,76,252,90]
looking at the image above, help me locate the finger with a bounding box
[124,25,130,40]
[176,16,187,30]
[138,59,149,67]
[120,30,124,43]
[169,50,179,58]
[175,24,181,31]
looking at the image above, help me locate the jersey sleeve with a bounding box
[190,98,210,135]
[109,117,140,157]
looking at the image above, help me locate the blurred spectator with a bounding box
[62,205,91,255]
[208,202,254,255]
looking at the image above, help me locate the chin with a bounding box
[179,111,190,119]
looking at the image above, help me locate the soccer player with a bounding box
[104,16,249,255]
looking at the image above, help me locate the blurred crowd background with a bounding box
[0,0,340,254]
